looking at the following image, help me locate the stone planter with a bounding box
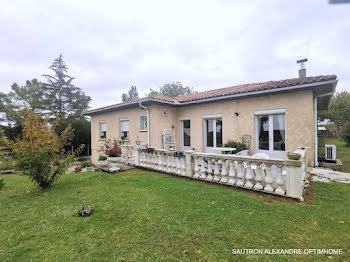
[98,160,108,167]
[108,156,122,172]
[107,156,122,163]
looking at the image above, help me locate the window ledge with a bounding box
[99,138,107,141]
[139,129,148,132]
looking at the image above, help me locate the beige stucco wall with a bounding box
[90,90,315,166]
[176,90,315,165]
[90,107,148,163]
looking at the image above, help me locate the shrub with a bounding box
[223,140,247,154]
[81,161,93,168]
[105,146,122,157]
[101,139,122,157]
[13,111,79,188]
[98,155,107,161]
[341,121,350,146]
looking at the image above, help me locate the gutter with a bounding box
[139,101,150,148]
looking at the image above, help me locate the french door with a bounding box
[180,120,191,151]
[205,118,222,153]
[256,114,286,159]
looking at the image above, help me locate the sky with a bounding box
[0,0,349,109]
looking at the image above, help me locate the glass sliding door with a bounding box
[257,113,286,158]
[205,118,222,153]
[181,120,191,150]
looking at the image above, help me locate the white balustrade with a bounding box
[213,159,220,182]
[176,157,182,175]
[206,158,213,181]
[219,159,228,183]
[181,157,186,176]
[235,160,244,187]
[244,161,254,188]
[253,163,263,190]
[136,148,307,201]
[193,156,200,178]
[227,160,236,185]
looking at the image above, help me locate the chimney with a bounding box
[297,58,307,78]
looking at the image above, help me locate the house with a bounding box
[84,66,337,167]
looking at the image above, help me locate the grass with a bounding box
[0,170,349,261]
[320,138,350,172]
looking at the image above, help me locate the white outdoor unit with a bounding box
[325,144,336,161]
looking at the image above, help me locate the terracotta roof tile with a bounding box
[175,75,337,102]
[84,74,336,114]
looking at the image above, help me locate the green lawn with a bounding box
[322,138,350,172]
[0,171,349,261]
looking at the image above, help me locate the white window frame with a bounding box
[139,116,147,131]
[203,115,223,153]
[99,121,107,139]
[120,118,129,140]
[255,109,286,159]
[180,118,191,151]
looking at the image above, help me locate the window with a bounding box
[140,116,147,130]
[257,114,285,151]
[206,118,222,148]
[100,121,107,139]
[120,119,129,140]
[182,120,191,147]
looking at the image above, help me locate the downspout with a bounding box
[314,96,318,167]
[139,101,150,148]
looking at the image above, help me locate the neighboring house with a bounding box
[84,69,337,167]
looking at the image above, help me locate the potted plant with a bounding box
[98,155,108,167]
[81,161,94,172]
[105,144,122,165]
[75,165,82,173]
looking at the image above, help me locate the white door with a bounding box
[181,120,191,151]
[204,118,223,153]
[256,114,286,159]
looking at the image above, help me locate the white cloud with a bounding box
[0,0,349,108]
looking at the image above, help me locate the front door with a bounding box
[181,120,191,151]
[257,114,286,159]
[205,118,222,153]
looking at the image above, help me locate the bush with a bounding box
[98,155,107,161]
[81,161,93,168]
[13,111,79,188]
[341,121,350,146]
[101,139,122,157]
[223,140,247,154]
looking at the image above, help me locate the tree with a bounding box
[319,91,350,145]
[13,111,77,188]
[0,79,46,126]
[148,82,195,97]
[55,118,91,155]
[122,86,139,102]
[42,54,91,119]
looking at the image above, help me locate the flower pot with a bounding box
[287,152,301,160]
[75,167,82,173]
[107,156,122,163]
[86,167,94,172]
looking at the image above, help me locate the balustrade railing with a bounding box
[134,147,308,201]
[138,149,186,177]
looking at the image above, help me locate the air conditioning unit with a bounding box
[325,144,336,161]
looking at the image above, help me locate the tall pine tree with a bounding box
[42,54,91,119]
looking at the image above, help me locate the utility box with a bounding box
[325,144,336,161]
